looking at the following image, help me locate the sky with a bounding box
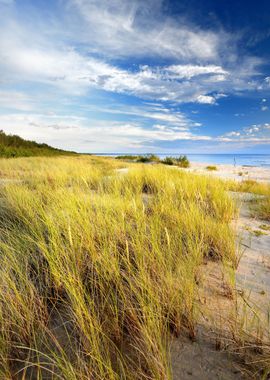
[0,0,270,153]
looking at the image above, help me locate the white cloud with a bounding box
[261,106,268,111]
[67,0,222,60]
[220,123,270,143]
[0,0,269,151]
[0,0,265,104]
[0,91,35,111]
[0,113,211,152]
[2,111,270,152]
[81,102,200,128]
[166,65,227,79]
[196,95,216,104]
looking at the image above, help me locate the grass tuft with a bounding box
[206,165,217,171]
[0,156,236,379]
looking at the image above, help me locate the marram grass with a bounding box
[0,156,236,379]
[229,179,270,221]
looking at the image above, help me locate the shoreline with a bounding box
[185,161,270,183]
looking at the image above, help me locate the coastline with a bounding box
[186,162,270,183]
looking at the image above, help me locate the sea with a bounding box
[96,154,270,168]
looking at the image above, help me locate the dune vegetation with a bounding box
[0,155,238,379]
[115,154,190,168]
[206,165,217,171]
[229,179,270,221]
[0,130,75,158]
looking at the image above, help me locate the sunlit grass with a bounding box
[0,156,237,379]
[228,179,270,221]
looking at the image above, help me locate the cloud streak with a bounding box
[67,0,222,60]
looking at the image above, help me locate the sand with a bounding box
[234,192,270,338]
[172,191,270,379]
[186,162,270,183]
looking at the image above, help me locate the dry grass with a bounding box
[0,156,238,379]
[229,179,270,221]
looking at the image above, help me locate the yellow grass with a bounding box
[0,156,237,379]
[229,179,270,221]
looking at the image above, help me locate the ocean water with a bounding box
[98,154,270,167]
[160,154,270,167]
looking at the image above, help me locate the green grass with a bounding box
[115,155,190,168]
[115,154,138,160]
[115,154,159,163]
[162,157,174,165]
[162,156,190,168]
[0,130,75,158]
[0,156,237,379]
[136,154,159,163]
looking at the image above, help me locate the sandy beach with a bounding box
[186,162,270,183]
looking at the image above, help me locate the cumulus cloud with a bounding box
[196,95,216,104]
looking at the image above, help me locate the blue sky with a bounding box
[0,0,270,153]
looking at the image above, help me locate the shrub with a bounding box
[162,157,174,165]
[136,154,159,163]
[115,155,138,160]
[176,155,190,168]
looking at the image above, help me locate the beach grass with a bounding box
[0,156,237,379]
[227,179,270,221]
[206,165,217,171]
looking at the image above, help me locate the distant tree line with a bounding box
[0,130,76,158]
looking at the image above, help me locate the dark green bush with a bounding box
[115,155,138,160]
[136,154,159,163]
[175,155,190,168]
[162,157,174,165]
[206,165,217,171]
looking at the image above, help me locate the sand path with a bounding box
[171,191,270,379]
[233,193,270,341]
